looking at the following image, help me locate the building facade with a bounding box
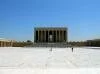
[0,38,14,47]
[34,27,68,43]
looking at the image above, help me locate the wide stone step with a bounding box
[28,43,68,48]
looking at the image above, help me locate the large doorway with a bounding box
[49,31,53,42]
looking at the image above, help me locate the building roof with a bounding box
[0,38,16,42]
[35,27,67,30]
[87,39,100,42]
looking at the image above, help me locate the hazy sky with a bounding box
[0,0,100,41]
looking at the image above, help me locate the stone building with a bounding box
[0,38,15,47]
[34,27,68,43]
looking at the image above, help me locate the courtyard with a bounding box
[0,47,100,74]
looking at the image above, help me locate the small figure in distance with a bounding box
[50,47,52,52]
[72,47,73,52]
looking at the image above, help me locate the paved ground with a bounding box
[0,47,100,74]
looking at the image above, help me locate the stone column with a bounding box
[41,30,43,42]
[3,42,5,47]
[56,30,57,42]
[64,31,66,42]
[59,30,60,42]
[57,30,59,42]
[54,30,55,42]
[62,30,64,42]
[39,30,40,42]
[39,30,41,42]
[34,29,36,42]
[44,30,46,42]
[35,31,37,42]
[6,42,7,47]
[6,42,8,47]
[0,41,1,47]
[60,30,62,42]
[40,30,42,42]
[48,30,49,43]
[1,41,2,47]
[43,31,44,42]
[65,31,67,42]
[8,42,9,47]
[2,42,4,47]
[4,42,6,47]
[11,41,13,47]
[1,41,3,47]
[38,30,39,42]
[42,30,43,42]
[52,30,54,43]
[10,42,11,47]
[9,42,10,47]
[42,31,44,42]
[66,29,68,42]
[3,42,4,47]
[42,30,44,42]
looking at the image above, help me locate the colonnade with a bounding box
[35,29,67,43]
[0,41,13,47]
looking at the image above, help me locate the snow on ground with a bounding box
[0,47,100,74]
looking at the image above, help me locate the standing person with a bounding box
[72,47,73,52]
[50,47,52,52]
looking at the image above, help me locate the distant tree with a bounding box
[26,40,32,43]
[86,39,100,47]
